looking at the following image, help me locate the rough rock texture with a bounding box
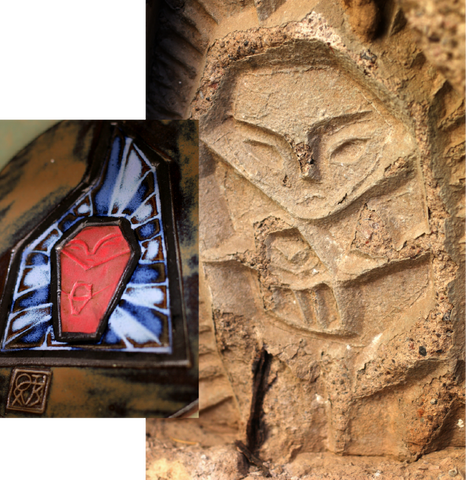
[341,0,381,40]
[397,0,465,94]
[147,420,465,479]
[147,0,464,476]
[194,10,464,462]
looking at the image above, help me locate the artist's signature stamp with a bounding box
[6,368,52,414]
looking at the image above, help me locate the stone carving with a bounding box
[249,217,350,335]
[198,14,464,462]
[6,368,52,414]
[203,66,422,222]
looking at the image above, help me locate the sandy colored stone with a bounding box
[398,0,465,94]
[147,426,465,479]
[341,0,380,40]
[192,9,464,461]
[147,0,464,475]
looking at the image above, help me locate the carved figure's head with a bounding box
[202,40,419,221]
[199,16,459,461]
[202,37,432,341]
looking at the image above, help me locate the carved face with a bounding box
[204,67,417,220]
[203,64,432,346]
[200,34,456,461]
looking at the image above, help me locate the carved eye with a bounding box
[329,138,368,164]
[271,235,311,265]
[243,139,284,171]
[266,231,324,276]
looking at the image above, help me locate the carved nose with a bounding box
[300,158,319,180]
[292,142,320,180]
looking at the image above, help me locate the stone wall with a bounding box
[148,0,465,464]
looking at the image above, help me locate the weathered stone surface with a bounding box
[146,422,465,479]
[146,429,248,480]
[147,0,464,472]
[341,0,380,40]
[193,5,464,464]
[398,0,465,94]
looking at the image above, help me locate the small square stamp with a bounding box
[6,368,52,414]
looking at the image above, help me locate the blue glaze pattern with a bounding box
[1,134,172,353]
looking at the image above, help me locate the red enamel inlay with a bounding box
[60,226,131,334]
